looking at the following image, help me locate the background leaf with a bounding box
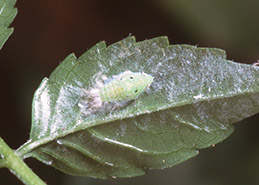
[18,36,259,179]
[151,0,259,60]
[0,0,17,50]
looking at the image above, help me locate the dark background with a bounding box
[1,0,259,184]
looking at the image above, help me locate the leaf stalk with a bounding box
[0,137,46,185]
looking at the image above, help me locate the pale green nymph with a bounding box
[86,70,153,109]
[100,70,153,102]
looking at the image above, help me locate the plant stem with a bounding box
[0,158,7,168]
[0,137,46,185]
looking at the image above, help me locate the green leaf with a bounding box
[0,0,17,50]
[18,36,259,179]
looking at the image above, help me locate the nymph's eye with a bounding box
[130,76,133,79]
[135,89,138,93]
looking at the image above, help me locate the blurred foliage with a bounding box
[0,0,17,49]
[152,0,259,62]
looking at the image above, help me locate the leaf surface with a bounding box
[18,36,259,178]
[0,0,17,50]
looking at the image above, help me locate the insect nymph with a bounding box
[87,70,153,109]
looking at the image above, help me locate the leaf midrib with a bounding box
[17,88,259,159]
